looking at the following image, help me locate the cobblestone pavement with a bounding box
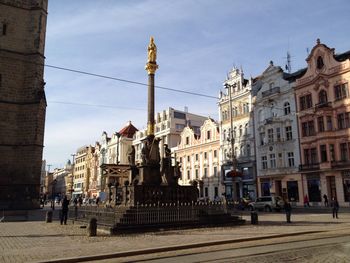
[1,210,350,263]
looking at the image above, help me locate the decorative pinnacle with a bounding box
[145,36,158,74]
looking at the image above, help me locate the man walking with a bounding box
[284,199,292,223]
[331,197,339,219]
[60,196,69,225]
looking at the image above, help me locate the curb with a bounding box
[39,230,324,263]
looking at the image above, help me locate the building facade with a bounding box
[253,62,302,205]
[52,160,73,200]
[72,146,89,199]
[133,107,207,163]
[295,39,350,206]
[219,68,256,201]
[176,118,222,201]
[0,0,48,209]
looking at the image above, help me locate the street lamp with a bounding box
[51,179,57,210]
[224,82,238,202]
[115,132,121,165]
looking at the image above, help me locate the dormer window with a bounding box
[317,56,324,70]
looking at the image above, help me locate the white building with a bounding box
[175,118,222,201]
[253,62,301,202]
[133,107,207,163]
[52,160,73,199]
[218,67,256,200]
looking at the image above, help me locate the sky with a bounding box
[43,0,350,169]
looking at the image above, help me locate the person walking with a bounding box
[60,196,69,225]
[303,194,310,207]
[284,199,292,223]
[323,194,329,207]
[331,197,339,219]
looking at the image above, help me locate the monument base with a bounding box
[125,185,198,206]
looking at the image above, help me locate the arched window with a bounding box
[319,90,328,104]
[247,144,251,157]
[317,56,324,70]
[240,145,244,156]
[284,102,291,115]
[239,125,243,137]
[245,123,249,135]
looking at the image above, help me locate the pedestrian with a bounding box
[331,197,339,219]
[96,197,100,207]
[73,197,78,207]
[303,194,310,207]
[323,194,329,207]
[60,196,69,225]
[78,196,83,207]
[284,199,292,223]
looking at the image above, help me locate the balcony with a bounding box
[262,87,280,98]
[331,160,350,169]
[299,163,320,171]
[315,101,332,109]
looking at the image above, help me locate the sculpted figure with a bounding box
[127,145,136,166]
[147,37,157,63]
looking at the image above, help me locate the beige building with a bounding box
[176,118,222,201]
[72,146,89,198]
[295,39,350,206]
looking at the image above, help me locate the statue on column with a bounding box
[147,37,157,63]
[127,145,136,166]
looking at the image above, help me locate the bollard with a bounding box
[251,211,258,225]
[87,218,97,237]
[46,211,53,223]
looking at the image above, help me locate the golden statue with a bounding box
[147,36,157,63]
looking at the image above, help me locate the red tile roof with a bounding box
[118,121,138,138]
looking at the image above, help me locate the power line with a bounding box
[48,101,146,111]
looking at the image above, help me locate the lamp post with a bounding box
[224,82,238,202]
[115,132,121,165]
[51,179,57,210]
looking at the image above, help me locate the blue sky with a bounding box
[43,0,350,168]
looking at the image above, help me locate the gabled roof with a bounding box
[118,121,138,138]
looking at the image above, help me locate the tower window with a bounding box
[2,23,6,35]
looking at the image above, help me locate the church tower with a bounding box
[0,0,48,209]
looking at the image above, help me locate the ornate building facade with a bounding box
[0,0,48,209]
[218,68,256,201]
[295,39,350,206]
[253,62,303,205]
[176,118,222,201]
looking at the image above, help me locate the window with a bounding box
[320,145,327,162]
[213,167,217,177]
[204,152,207,159]
[240,145,244,156]
[301,121,315,136]
[318,90,328,104]
[284,102,291,115]
[287,152,294,167]
[204,168,208,178]
[246,145,251,157]
[186,136,189,145]
[260,132,265,145]
[270,154,276,168]
[340,143,348,161]
[300,94,312,110]
[285,126,292,141]
[213,150,217,158]
[2,23,6,36]
[245,123,248,135]
[187,170,190,180]
[317,56,324,70]
[205,187,208,197]
[276,127,281,141]
[268,128,274,143]
[318,117,325,132]
[207,131,211,140]
[176,124,185,131]
[329,144,335,161]
[195,154,198,161]
[337,112,350,129]
[334,83,348,100]
[304,149,310,164]
[262,156,268,169]
[239,125,243,137]
[187,156,190,162]
[327,116,333,131]
[311,148,318,164]
[195,169,199,179]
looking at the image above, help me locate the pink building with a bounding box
[296,39,350,206]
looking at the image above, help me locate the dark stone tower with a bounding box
[0,0,48,209]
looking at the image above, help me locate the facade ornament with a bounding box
[145,36,159,74]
